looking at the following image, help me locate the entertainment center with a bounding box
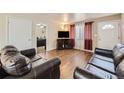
[57,31,74,50]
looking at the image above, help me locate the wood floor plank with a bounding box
[39,49,92,79]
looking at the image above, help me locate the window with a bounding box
[75,22,84,40]
[102,24,115,30]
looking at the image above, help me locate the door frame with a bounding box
[96,20,121,49]
[35,23,48,52]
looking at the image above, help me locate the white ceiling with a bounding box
[1,13,117,24]
[68,13,117,23]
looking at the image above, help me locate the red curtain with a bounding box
[70,24,75,48]
[84,22,93,50]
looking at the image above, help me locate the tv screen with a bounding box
[58,31,69,38]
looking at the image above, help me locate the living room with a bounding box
[0,13,124,79]
[1,0,124,93]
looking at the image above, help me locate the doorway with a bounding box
[35,23,47,53]
[8,17,32,50]
[97,20,121,49]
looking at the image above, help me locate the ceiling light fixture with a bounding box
[36,23,41,26]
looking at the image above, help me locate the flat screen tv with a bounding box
[58,31,69,38]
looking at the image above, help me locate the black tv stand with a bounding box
[57,38,74,50]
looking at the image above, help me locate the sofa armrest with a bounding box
[73,67,103,79]
[32,57,61,79]
[95,48,113,58]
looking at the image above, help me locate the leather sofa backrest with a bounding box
[116,59,124,79]
[20,48,36,58]
[114,48,124,67]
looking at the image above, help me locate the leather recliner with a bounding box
[73,44,124,79]
[0,48,61,79]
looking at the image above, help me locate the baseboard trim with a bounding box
[83,49,93,53]
[46,48,56,52]
[73,48,94,53]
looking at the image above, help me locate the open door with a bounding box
[36,23,47,53]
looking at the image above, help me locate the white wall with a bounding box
[121,14,124,43]
[0,15,8,49]
[0,13,122,51]
[9,14,59,51]
[0,14,59,51]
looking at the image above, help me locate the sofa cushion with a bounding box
[86,64,117,79]
[89,57,115,74]
[94,54,113,63]
[116,59,124,79]
[0,45,32,76]
[74,67,102,79]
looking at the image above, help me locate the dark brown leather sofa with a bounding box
[73,44,124,79]
[0,48,61,79]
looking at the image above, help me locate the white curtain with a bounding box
[74,22,84,50]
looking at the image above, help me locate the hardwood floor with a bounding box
[39,49,92,79]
